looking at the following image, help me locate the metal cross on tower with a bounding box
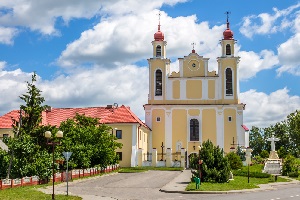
[225,11,231,22]
[191,42,196,50]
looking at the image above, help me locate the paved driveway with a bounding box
[42,170,194,200]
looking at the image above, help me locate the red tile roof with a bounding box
[0,105,150,130]
[241,125,249,131]
[0,110,20,128]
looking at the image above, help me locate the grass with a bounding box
[118,166,183,173]
[186,175,290,191]
[0,185,82,200]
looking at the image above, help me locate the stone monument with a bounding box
[263,134,282,175]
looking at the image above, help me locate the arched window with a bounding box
[190,119,199,141]
[226,44,231,55]
[226,68,233,96]
[155,70,162,96]
[156,45,161,57]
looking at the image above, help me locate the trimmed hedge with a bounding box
[233,170,271,178]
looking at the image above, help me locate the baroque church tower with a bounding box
[144,14,248,166]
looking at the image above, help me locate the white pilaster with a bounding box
[216,109,224,149]
[165,110,172,149]
[131,124,137,167]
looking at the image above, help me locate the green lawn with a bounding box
[0,186,81,200]
[186,175,290,191]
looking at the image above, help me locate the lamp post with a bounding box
[45,130,63,200]
[242,146,252,183]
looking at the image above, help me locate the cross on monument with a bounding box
[267,133,280,151]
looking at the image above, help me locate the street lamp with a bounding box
[45,130,63,200]
[242,146,252,183]
[198,145,202,184]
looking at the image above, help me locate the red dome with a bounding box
[154,25,164,41]
[223,22,234,40]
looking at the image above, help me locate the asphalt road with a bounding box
[40,170,300,200]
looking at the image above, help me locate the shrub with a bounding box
[225,152,243,170]
[282,154,298,176]
[288,171,299,178]
[233,170,271,178]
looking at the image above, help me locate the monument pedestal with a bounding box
[263,151,282,175]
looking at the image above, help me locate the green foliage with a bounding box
[0,149,9,178]
[282,154,298,176]
[59,113,123,169]
[260,150,269,158]
[249,110,300,159]
[232,170,271,178]
[236,146,246,161]
[225,152,243,170]
[288,171,299,178]
[191,140,230,183]
[252,156,264,165]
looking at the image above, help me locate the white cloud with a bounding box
[0,68,32,114]
[0,0,186,36]
[238,49,279,80]
[240,2,300,38]
[57,10,225,69]
[40,65,149,119]
[0,26,18,44]
[277,33,300,76]
[240,88,300,128]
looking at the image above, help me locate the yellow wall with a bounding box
[202,109,216,144]
[208,80,215,99]
[223,108,237,152]
[186,80,202,99]
[152,109,165,152]
[0,129,13,138]
[183,59,205,77]
[172,80,180,99]
[172,109,187,151]
[112,124,133,167]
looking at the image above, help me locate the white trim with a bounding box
[216,109,224,149]
[202,79,208,99]
[165,110,172,149]
[131,124,137,167]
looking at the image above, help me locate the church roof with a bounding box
[0,105,150,130]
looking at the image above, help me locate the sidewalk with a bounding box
[160,169,300,194]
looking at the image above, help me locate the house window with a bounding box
[3,134,9,138]
[226,44,231,55]
[228,116,232,122]
[155,70,162,96]
[116,152,122,161]
[116,130,122,139]
[156,45,161,57]
[156,117,161,122]
[190,119,199,141]
[226,68,233,96]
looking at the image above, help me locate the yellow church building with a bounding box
[144,17,249,167]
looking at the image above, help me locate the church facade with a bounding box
[144,18,248,166]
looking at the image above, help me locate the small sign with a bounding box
[63,152,72,161]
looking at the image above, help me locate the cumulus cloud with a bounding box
[0,0,187,36]
[240,2,300,38]
[0,67,32,115]
[0,26,18,45]
[277,33,300,76]
[238,49,279,80]
[240,88,300,128]
[57,10,225,69]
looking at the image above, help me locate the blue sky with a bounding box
[0,0,299,128]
